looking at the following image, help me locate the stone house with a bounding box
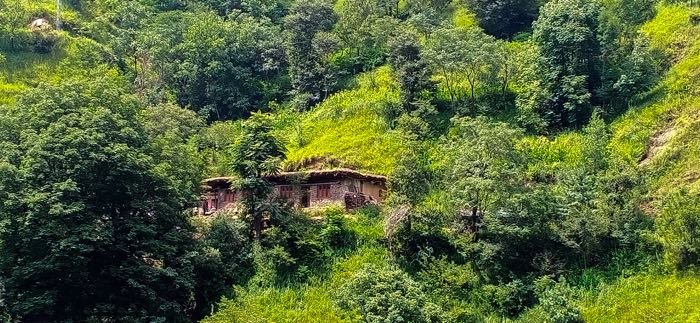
[198,168,387,215]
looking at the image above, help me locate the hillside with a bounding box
[2,0,700,322]
[283,66,405,174]
[611,4,700,203]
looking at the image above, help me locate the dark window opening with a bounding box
[301,187,310,208]
[317,184,331,199]
[280,186,293,200]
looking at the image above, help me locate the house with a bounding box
[198,168,387,215]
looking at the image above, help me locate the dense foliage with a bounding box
[0,77,202,321]
[2,0,700,322]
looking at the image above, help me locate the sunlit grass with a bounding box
[581,274,700,322]
[284,66,405,175]
[609,3,700,205]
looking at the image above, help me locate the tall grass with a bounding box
[581,274,700,322]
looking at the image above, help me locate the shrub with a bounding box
[534,276,583,323]
[258,210,330,283]
[656,190,700,270]
[320,207,356,250]
[336,265,444,322]
[205,214,256,285]
[478,280,532,317]
[32,30,60,53]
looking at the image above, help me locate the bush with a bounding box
[656,190,700,270]
[534,276,583,323]
[259,209,330,283]
[205,214,256,285]
[478,280,532,317]
[32,31,60,53]
[336,265,444,322]
[320,207,356,250]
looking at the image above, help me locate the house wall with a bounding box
[274,181,345,207]
[342,179,385,202]
[362,182,386,202]
[198,175,387,216]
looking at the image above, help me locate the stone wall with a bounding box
[198,176,386,216]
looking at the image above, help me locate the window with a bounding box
[280,186,293,200]
[317,184,331,199]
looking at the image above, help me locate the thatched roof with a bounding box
[268,168,387,183]
[203,168,387,188]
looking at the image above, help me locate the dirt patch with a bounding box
[639,126,676,167]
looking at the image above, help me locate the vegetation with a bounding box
[2,0,700,322]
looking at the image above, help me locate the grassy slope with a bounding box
[582,274,700,322]
[283,66,405,175]
[0,1,84,104]
[609,4,700,203]
[282,5,479,175]
[582,4,700,321]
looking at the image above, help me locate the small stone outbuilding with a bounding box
[198,168,387,215]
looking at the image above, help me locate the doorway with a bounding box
[300,187,310,208]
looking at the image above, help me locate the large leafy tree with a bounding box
[231,113,286,239]
[141,102,205,204]
[283,0,338,104]
[387,31,435,109]
[0,78,200,321]
[532,0,602,129]
[193,0,289,20]
[443,117,525,237]
[467,0,541,39]
[140,11,287,121]
[335,0,399,72]
[424,27,502,106]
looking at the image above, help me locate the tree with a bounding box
[443,117,524,237]
[0,0,30,50]
[388,140,433,233]
[155,12,286,121]
[231,113,286,239]
[532,0,602,129]
[656,191,700,271]
[141,102,205,204]
[191,214,255,317]
[337,265,444,322]
[387,31,435,109]
[424,27,500,107]
[335,0,398,72]
[283,0,338,104]
[597,10,661,117]
[467,0,541,39]
[193,0,289,20]
[552,169,612,266]
[0,78,200,322]
[84,0,153,72]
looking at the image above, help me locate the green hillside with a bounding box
[283,66,405,174]
[3,0,700,322]
[611,4,700,202]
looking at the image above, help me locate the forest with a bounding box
[1,0,700,322]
